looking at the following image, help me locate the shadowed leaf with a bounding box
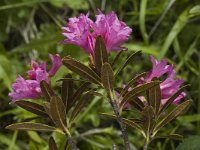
[147,78,161,114]
[61,74,73,107]
[50,96,69,134]
[6,122,59,132]
[49,136,58,150]
[62,56,102,85]
[40,80,54,102]
[67,82,91,112]
[159,85,189,114]
[111,51,123,67]
[154,100,192,133]
[120,72,147,97]
[142,106,155,137]
[15,100,47,117]
[120,81,160,108]
[115,51,141,76]
[155,134,183,141]
[101,113,142,131]
[94,36,108,72]
[70,92,92,121]
[101,63,115,94]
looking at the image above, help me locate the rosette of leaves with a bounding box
[6,78,93,150]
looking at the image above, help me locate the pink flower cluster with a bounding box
[62,11,132,56]
[9,54,62,101]
[140,56,186,105]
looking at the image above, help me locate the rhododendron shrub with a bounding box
[7,11,192,150]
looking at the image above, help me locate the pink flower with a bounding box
[8,76,41,101]
[92,11,132,52]
[62,13,95,55]
[48,54,62,76]
[62,10,132,55]
[141,56,186,105]
[9,54,62,101]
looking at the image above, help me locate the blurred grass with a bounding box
[0,0,200,149]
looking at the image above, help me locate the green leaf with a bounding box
[6,122,59,132]
[101,63,115,94]
[154,100,192,133]
[176,136,200,150]
[120,72,147,97]
[40,80,54,102]
[61,74,73,108]
[129,97,145,111]
[101,113,142,131]
[111,51,123,67]
[159,85,189,115]
[68,82,91,112]
[62,56,102,85]
[120,81,160,108]
[50,96,69,134]
[115,51,141,76]
[70,92,92,121]
[94,36,108,73]
[156,134,183,141]
[15,100,47,117]
[142,106,155,138]
[159,8,190,59]
[147,78,161,114]
[49,136,58,150]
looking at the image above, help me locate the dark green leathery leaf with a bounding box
[50,96,69,135]
[101,63,115,95]
[154,100,192,134]
[61,74,73,107]
[40,80,54,102]
[6,122,60,133]
[49,136,58,150]
[15,100,47,117]
[115,51,141,76]
[142,106,155,138]
[94,36,108,72]
[70,92,93,121]
[62,56,102,85]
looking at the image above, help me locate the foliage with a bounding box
[0,0,200,150]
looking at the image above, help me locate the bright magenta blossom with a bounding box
[9,54,62,101]
[92,11,132,51]
[62,11,132,55]
[62,14,95,55]
[140,56,186,105]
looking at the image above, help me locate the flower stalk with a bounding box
[108,91,130,150]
